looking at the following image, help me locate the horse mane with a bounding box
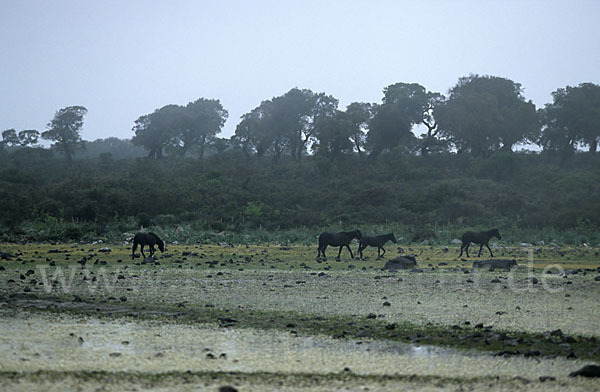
[148,232,162,242]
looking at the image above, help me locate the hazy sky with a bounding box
[1,0,599,141]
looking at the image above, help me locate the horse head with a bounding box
[492,228,502,240]
[354,230,363,240]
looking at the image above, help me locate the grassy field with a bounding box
[1,242,599,391]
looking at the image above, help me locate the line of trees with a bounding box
[2,75,599,163]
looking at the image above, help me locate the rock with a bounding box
[98,247,111,253]
[569,364,600,378]
[366,313,377,319]
[539,376,555,382]
[520,243,533,247]
[383,301,391,307]
[381,256,417,271]
[218,386,238,392]
[491,278,501,283]
[595,276,600,281]
[472,259,517,271]
[451,239,462,244]
[0,252,14,260]
[355,330,373,338]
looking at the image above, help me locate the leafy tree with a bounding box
[344,102,373,157]
[367,83,436,158]
[539,83,600,154]
[2,129,19,147]
[132,105,180,159]
[232,104,270,158]
[232,88,338,161]
[313,110,354,159]
[436,75,538,157]
[169,98,228,158]
[133,99,228,159]
[42,106,87,164]
[2,129,40,148]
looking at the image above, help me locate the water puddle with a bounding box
[0,311,587,379]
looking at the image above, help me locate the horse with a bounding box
[458,228,501,258]
[131,232,165,259]
[317,230,362,260]
[358,233,397,259]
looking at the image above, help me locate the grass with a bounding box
[1,242,599,390]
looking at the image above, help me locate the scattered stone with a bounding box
[109,352,122,357]
[218,386,238,392]
[383,301,391,307]
[382,256,417,271]
[539,376,555,382]
[491,278,501,283]
[367,313,377,319]
[472,259,517,271]
[355,330,373,338]
[98,247,111,253]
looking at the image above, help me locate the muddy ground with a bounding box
[1,243,599,391]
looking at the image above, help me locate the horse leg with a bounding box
[336,246,343,261]
[380,246,386,258]
[346,245,354,259]
[458,244,464,258]
[478,244,483,257]
[132,242,137,259]
[486,244,494,257]
[150,245,155,257]
[465,244,470,258]
[359,243,366,259]
[141,245,147,259]
[320,245,328,261]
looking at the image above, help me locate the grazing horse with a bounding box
[458,228,501,258]
[317,230,362,260]
[131,232,165,259]
[358,233,397,259]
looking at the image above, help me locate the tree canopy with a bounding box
[436,75,538,157]
[42,106,87,164]
[540,83,600,155]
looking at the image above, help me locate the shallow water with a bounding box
[0,311,589,379]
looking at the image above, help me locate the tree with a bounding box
[232,88,338,161]
[42,106,87,164]
[170,98,228,158]
[539,83,600,154]
[133,99,228,159]
[132,105,179,159]
[3,129,40,148]
[344,102,373,157]
[436,75,538,157]
[367,83,436,158]
[313,110,354,159]
[2,129,18,147]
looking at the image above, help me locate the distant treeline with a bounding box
[2,75,599,164]
[0,148,598,241]
[1,74,599,242]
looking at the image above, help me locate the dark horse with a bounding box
[458,228,501,258]
[131,232,165,259]
[317,230,362,260]
[358,233,397,259]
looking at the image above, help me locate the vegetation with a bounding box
[1,76,599,243]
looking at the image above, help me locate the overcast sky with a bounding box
[1,0,599,141]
